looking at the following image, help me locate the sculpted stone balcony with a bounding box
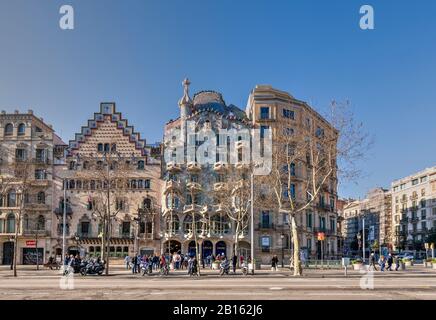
[213,182,227,192]
[183,204,203,213]
[164,180,181,194]
[186,181,202,193]
[235,161,249,170]
[213,161,228,172]
[166,161,181,172]
[186,161,201,172]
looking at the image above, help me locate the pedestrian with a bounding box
[124,255,131,270]
[152,253,159,270]
[369,252,378,271]
[386,253,393,271]
[395,255,401,271]
[132,255,138,274]
[271,255,279,271]
[378,255,386,272]
[232,254,237,273]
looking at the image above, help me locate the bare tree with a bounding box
[263,100,371,276]
[214,166,251,264]
[74,151,133,275]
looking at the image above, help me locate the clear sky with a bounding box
[1,0,435,199]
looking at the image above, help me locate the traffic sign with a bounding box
[317,232,325,241]
[26,240,36,246]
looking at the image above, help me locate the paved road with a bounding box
[1,266,436,300]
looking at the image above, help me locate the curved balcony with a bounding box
[187,161,201,172]
[183,204,203,213]
[235,161,249,170]
[186,181,202,193]
[214,182,227,192]
[213,161,228,172]
[164,180,181,194]
[166,161,181,172]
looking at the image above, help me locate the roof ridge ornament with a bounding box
[178,78,193,107]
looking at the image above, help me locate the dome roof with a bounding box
[192,91,248,121]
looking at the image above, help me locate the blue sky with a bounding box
[1,0,435,199]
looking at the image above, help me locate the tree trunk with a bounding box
[13,212,21,277]
[101,218,106,275]
[234,223,239,267]
[290,214,302,276]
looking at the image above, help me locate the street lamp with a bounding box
[280,234,285,268]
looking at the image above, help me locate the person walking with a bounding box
[369,252,378,271]
[271,255,279,271]
[386,253,393,271]
[132,255,138,274]
[378,255,386,272]
[395,255,401,271]
[124,255,131,270]
[232,254,237,273]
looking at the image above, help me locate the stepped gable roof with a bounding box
[191,91,249,122]
[67,102,147,156]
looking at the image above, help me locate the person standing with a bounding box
[386,253,393,271]
[232,254,237,273]
[271,255,279,271]
[378,255,386,272]
[132,255,138,274]
[395,255,401,271]
[369,252,378,271]
[124,255,131,270]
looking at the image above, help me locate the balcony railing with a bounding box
[257,223,275,230]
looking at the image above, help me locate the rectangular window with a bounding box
[261,236,271,252]
[122,222,130,236]
[330,218,335,232]
[81,222,90,237]
[260,107,270,120]
[282,108,294,119]
[412,179,419,186]
[306,212,313,228]
[260,125,269,138]
[144,179,151,189]
[420,176,427,183]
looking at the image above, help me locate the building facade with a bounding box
[0,110,66,265]
[51,103,162,260]
[391,167,436,251]
[246,85,341,262]
[161,79,253,259]
[341,188,392,257]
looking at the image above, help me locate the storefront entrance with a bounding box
[2,242,14,265]
[202,240,213,259]
[216,241,227,257]
[188,241,197,257]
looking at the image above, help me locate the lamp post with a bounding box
[280,233,285,268]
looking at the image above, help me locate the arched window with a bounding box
[37,215,45,230]
[17,123,26,135]
[166,215,179,234]
[137,160,145,170]
[104,143,110,152]
[23,214,30,231]
[211,215,231,235]
[82,161,89,170]
[143,198,152,210]
[4,123,13,136]
[7,190,16,207]
[111,144,117,152]
[183,214,203,234]
[6,213,16,233]
[97,143,103,152]
[166,194,179,209]
[37,191,45,204]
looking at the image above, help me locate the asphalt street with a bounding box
[1,265,436,300]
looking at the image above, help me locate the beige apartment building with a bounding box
[391,167,436,251]
[51,103,162,260]
[246,85,341,261]
[0,110,66,265]
[341,188,391,256]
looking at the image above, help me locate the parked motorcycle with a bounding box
[140,261,152,276]
[241,262,248,276]
[219,259,230,276]
[80,259,105,276]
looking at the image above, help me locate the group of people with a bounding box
[124,252,251,274]
[368,253,401,271]
[124,253,167,274]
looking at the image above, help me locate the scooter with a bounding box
[140,261,152,276]
[219,259,230,276]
